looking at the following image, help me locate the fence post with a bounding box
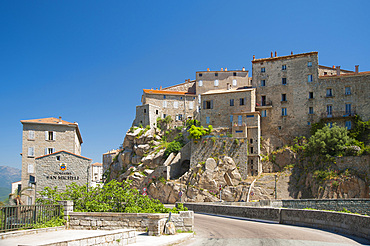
[57,200,74,228]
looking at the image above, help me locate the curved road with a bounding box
[181,213,370,246]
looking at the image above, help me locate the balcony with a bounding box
[256,101,273,109]
[321,110,356,118]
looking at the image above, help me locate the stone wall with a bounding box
[184,202,370,240]
[190,137,261,178]
[335,155,370,181]
[281,199,370,215]
[68,211,194,236]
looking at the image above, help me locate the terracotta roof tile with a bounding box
[21,117,75,125]
[143,89,195,95]
[92,162,102,166]
[319,71,370,78]
[252,52,318,63]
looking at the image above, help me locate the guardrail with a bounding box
[0,204,61,233]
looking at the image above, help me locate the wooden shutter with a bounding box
[45,148,48,155]
[210,100,213,109]
[52,148,55,153]
[45,131,48,140]
[53,131,56,140]
[203,101,206,109]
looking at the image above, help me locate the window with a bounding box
[199,73,202,77]
[230,115,233,122]
[282,64,286,70]
[327,105,333,116]
[261,67,265,73]
[345,104,351,114]
[282,78,287,85]
[326,88,333,97]
[163,95,166,99]
[156,110,159,114]
[250,147,253,154]
[206,116,210,124]
[214,80,219,86]
[309,92,314,99]
[261,110,267,117]
[307,121,311,126]
[233,72,237,76]
[261,80,265,87]
[250,139,253,144]
[308,61,312,67]
[251,159,253,165]
[203,100,213,109]
[163,114,167,118]
[230,99,234,106]
[56,156,60,161]
[46,131,55,141]
[215,73,218,77]
[199,80,203,87]
[28,147,35,157]
[238,115,242,126]
[28,130,35,140]
[281,108,287,116]
[281,94,287,102]
[345,121,352,130]
[180,97,183,100]
[239,98,245,106]
[45,148,55,155]
[232,79,237,86]
[278,126,282,130]
[324,72,327,75]
[174,101,178,108]
[28,163,34,173]
[189,102,194,110]
[143,109,146,113]
[327,122,333,128]
[309,107,314,114]
[345,87,351,95]
[163,101,167,108]
[178,114,183,121]
[308,74,313,82]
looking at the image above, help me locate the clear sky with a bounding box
[1,0,369,169]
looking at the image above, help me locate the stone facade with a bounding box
[103,149,121,174]
[91,162,103,187]
[35,151,92,197]
[20,117,83,204]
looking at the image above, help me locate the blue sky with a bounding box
[1,0,369,169]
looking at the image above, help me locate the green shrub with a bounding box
[164,141,183,158]
[233,139,239,145]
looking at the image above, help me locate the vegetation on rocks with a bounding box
[37,180,187,213]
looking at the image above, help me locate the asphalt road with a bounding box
[181,213,370,246]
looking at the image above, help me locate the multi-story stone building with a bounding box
[91,162,103,187]
[132,51,369,176]
[20,117,84,204]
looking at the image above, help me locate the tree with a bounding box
[307,124,352,156]
[187,125,213,139]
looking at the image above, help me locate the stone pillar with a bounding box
[58,200,74,228]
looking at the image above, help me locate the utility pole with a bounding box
[275,174,277,199]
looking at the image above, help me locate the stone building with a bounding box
[35,151,91,196]
[102,149,121,173]
[132,51,369,177]
[20,117,83,204]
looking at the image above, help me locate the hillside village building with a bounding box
[20,117,90,204]
[133,51,370,177]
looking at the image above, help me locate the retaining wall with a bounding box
[69,211,194,236]
[184,202,370,240]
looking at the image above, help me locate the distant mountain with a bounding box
[0,166,21,189]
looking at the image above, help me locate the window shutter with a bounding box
[45,131,48,140]
[203,101,206,109]
[53,131,56,140]
[210,100,213,109]
[189,102,194,110]
[45,148,48,155]
[52,148,55,153]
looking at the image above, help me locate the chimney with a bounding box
[336,66,341,76]
[332,65,335,69]
[58,116,62,124]
[242,67,245,71]
[275,51,277,57]
[355,65,359,74]
[271,52,273,58]
[291,51,293,55]
[221,68,224,71]
[253,55,255,60]
[160,86,162,90]
[225,68,228,71]
[207,68,210,71]
[156,88,158,90]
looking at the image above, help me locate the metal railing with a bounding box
[321,110,356,118]
[0,204,61,233]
